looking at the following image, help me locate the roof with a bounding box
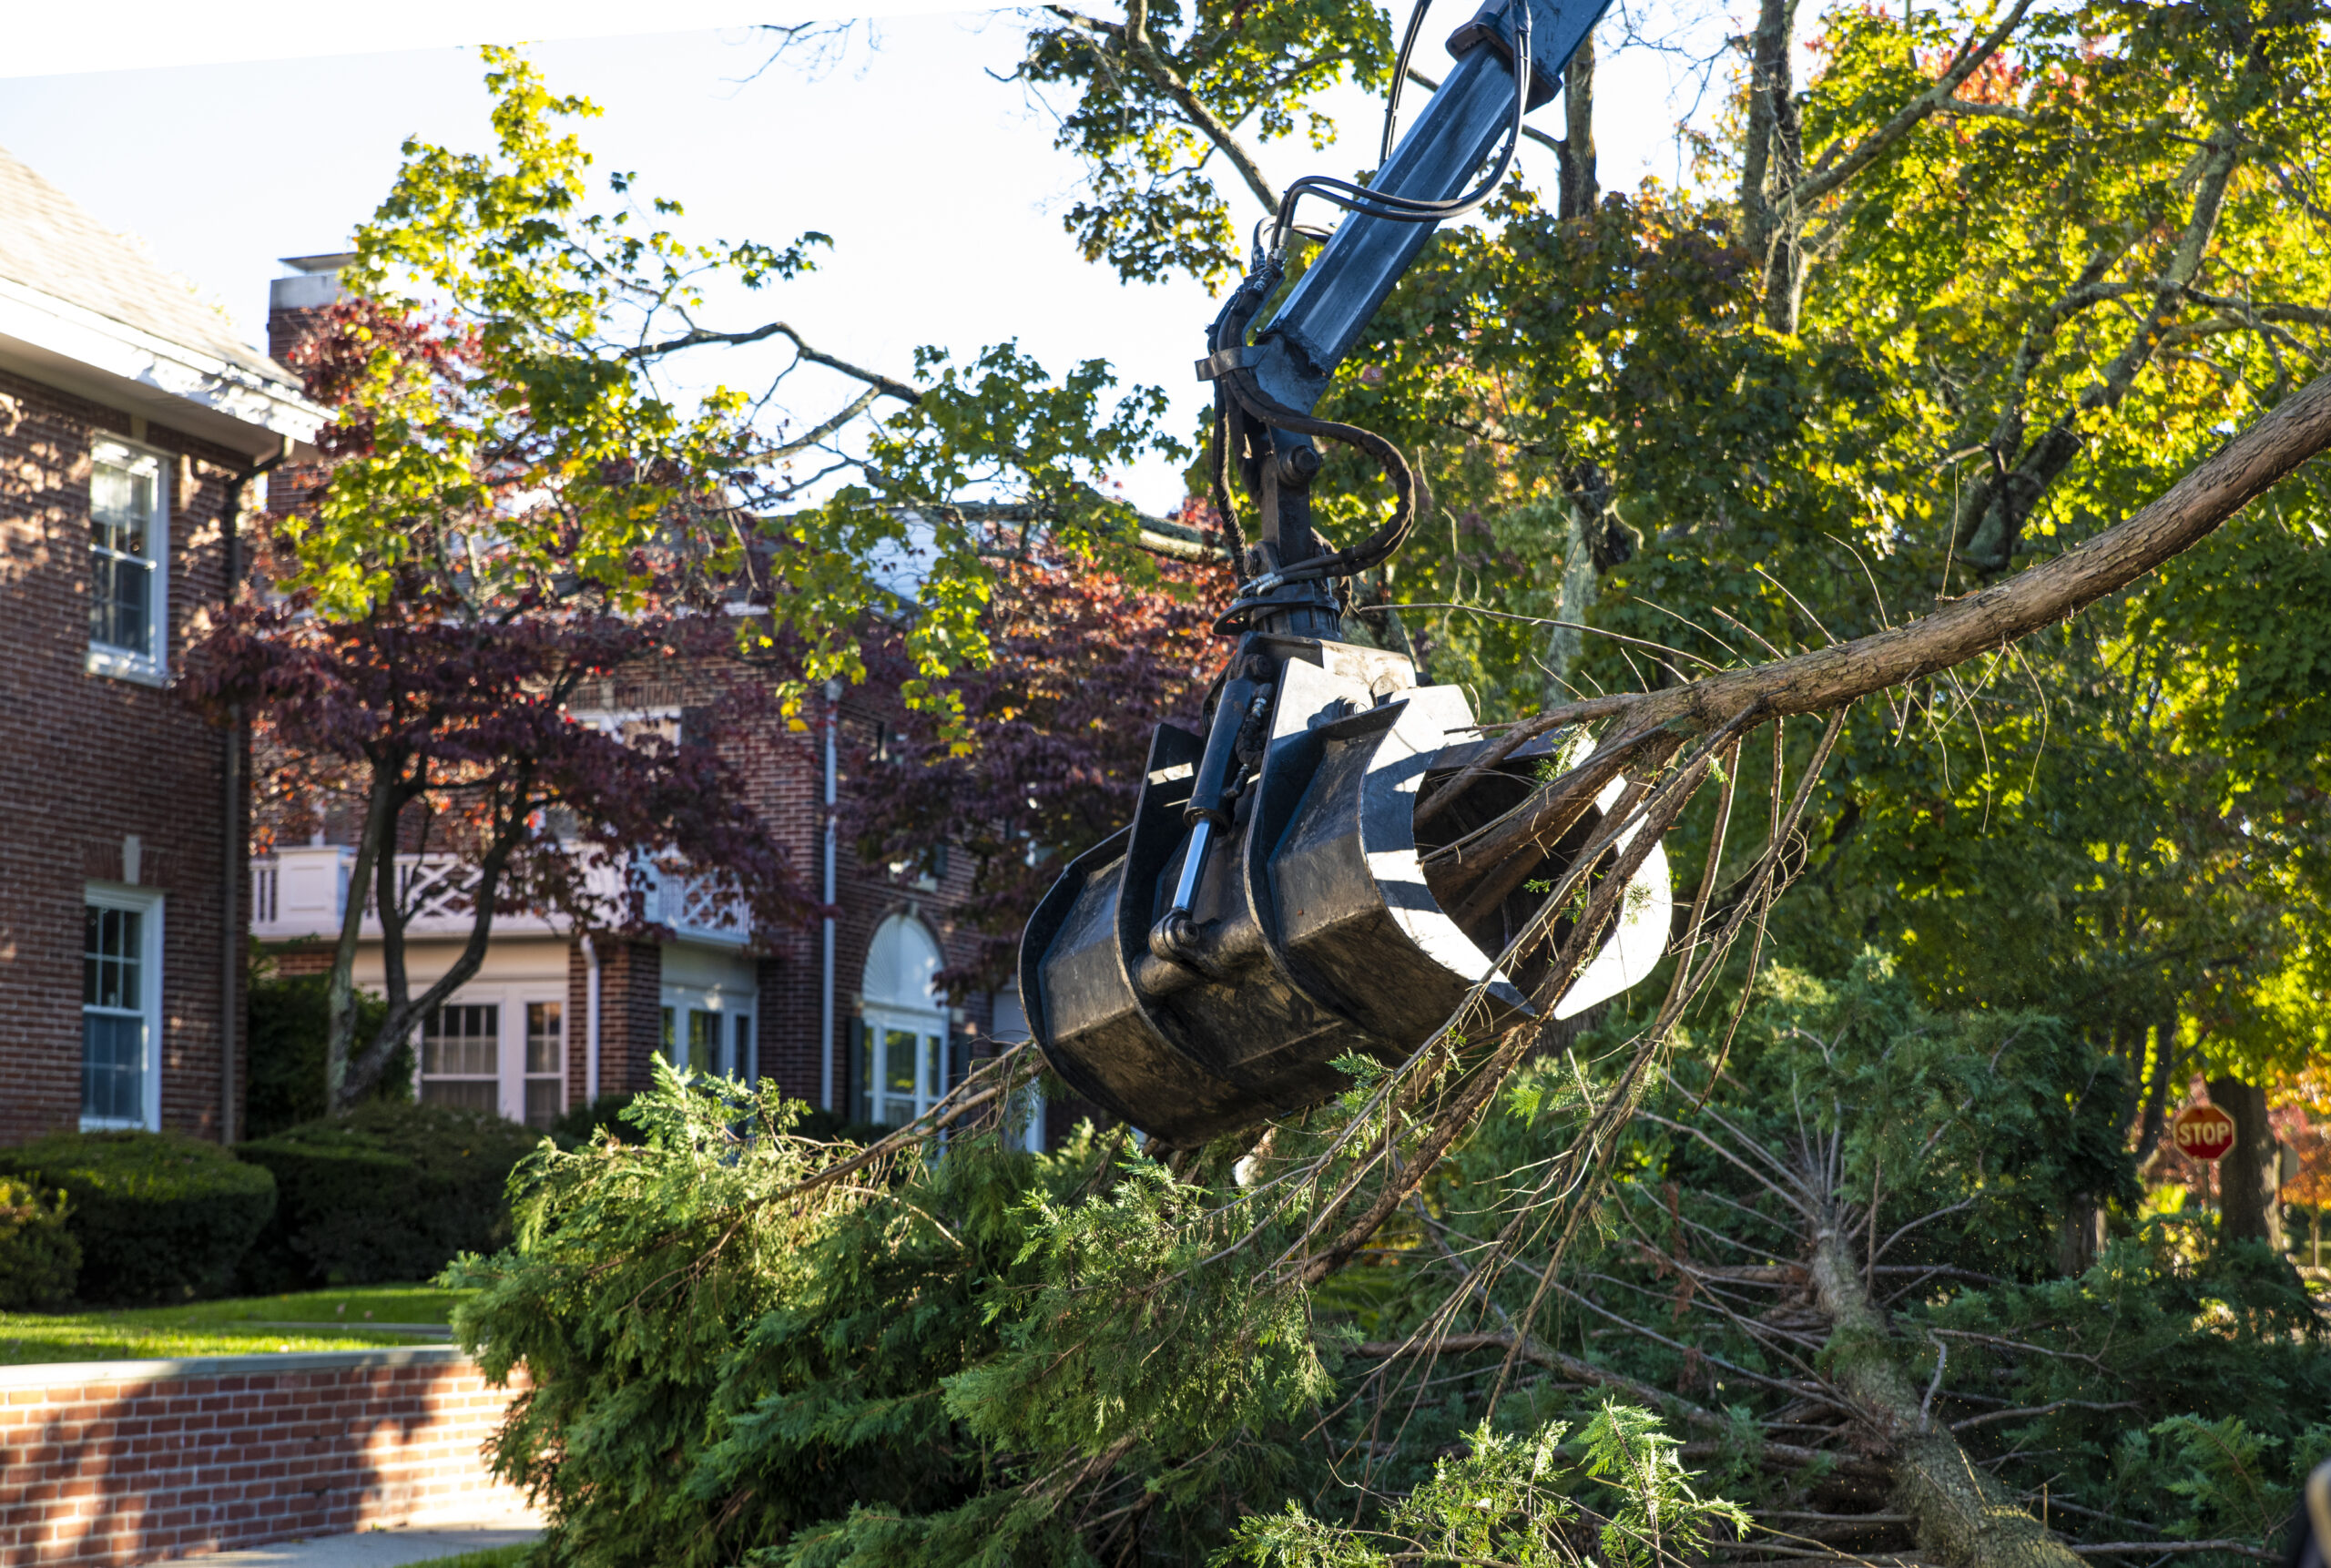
[0,143,298,392]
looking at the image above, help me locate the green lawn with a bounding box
[0,1283,474,1366]
[404,1549,530,1568]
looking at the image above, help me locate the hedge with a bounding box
[0,1177,80,1309]
[0,1132,276,1305]
[236,1100,543,1290]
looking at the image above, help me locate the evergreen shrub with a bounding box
[0,1132,277,1304]
[245,964,406,1139]
[447,1064,1337,1568]
[0,1176,81,1308]
[237,1100,542,1289]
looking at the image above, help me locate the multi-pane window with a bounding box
[662,1003,748,1079]
[524,1002,564,1129]
[82,904,147,1125]
[89,444,163,670]
[420,1003,499,1112]
[858,1020,943,1128]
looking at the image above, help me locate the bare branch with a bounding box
[2070,1546,2279,1562]
[1949,1400,2139,1432]
[627,319,921,404]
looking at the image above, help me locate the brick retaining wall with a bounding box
[0,1348,535,1568]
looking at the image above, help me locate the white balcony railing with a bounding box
[250,844,751,949]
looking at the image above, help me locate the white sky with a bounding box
[0,1,1776,511]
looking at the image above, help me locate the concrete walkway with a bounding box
[161,1520,541,1568]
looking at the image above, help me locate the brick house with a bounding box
[250,260,1043,1143]
[0,147,325,1146]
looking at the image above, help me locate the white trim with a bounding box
[858,1007,949,1127]
[582,934,602,1104]
[86,436,168,684]
[0,275,323,457]
[859,913,948,1126]
[658,983,755,1081]
[989,985,1043,1153]
[819,679,840,1110]
[0,1346,473,1389]
[81,882,163,1132]
[414,983,571,1126]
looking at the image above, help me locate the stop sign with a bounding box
[2173,1103,2236,1162]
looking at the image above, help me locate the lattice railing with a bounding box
[249,847,751,945]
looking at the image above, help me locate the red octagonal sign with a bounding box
[2173,1103,2237,1162]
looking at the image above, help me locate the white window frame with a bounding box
[660,984,754,1082]
[859,1006,948,1129]
[85,439,168,686]
[989,986,1044,1153]
[81,883,163,1132]
[859,914,949,1128]
[412,983,570,1126]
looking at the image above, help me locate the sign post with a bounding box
[2172,1102,2237,1225]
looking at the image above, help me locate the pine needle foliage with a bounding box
[445,1062,1335,1568]
[1225,1402,1750,1568]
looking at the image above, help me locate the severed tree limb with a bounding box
[1409,364,2295,864]
[1513,370,2331,738]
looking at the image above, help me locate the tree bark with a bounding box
[1557,32,1596,221]
[326,764,404,1113]
[2207,1074,2284,1249]
[1740,0,1804,332]
[1807,1222,2087,1568]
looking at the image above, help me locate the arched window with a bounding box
[858,914,947,1126]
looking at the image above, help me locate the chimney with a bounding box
[268,252,355,361]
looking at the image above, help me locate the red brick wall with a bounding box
[595,942,663,1095]
[0,372,248,1146]
[0,1349,534,1568]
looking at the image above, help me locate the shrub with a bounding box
[0,1132,276,1304]
[237,1100,543,1289]
[0,1177,80,1308]
[245,962,407,1139]
[547,1091,642,1146]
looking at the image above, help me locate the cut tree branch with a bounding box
[1508,370,2331,738]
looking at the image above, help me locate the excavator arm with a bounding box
[1019,0,1661,1146]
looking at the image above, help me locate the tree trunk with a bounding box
[1740,0,1804,332]
[1557,32,1596,221]
[2054,1200,2104,1277]
[1807,1221,2086,1568]
[326,766,402,1112]
[2207,1074,2284,1249]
